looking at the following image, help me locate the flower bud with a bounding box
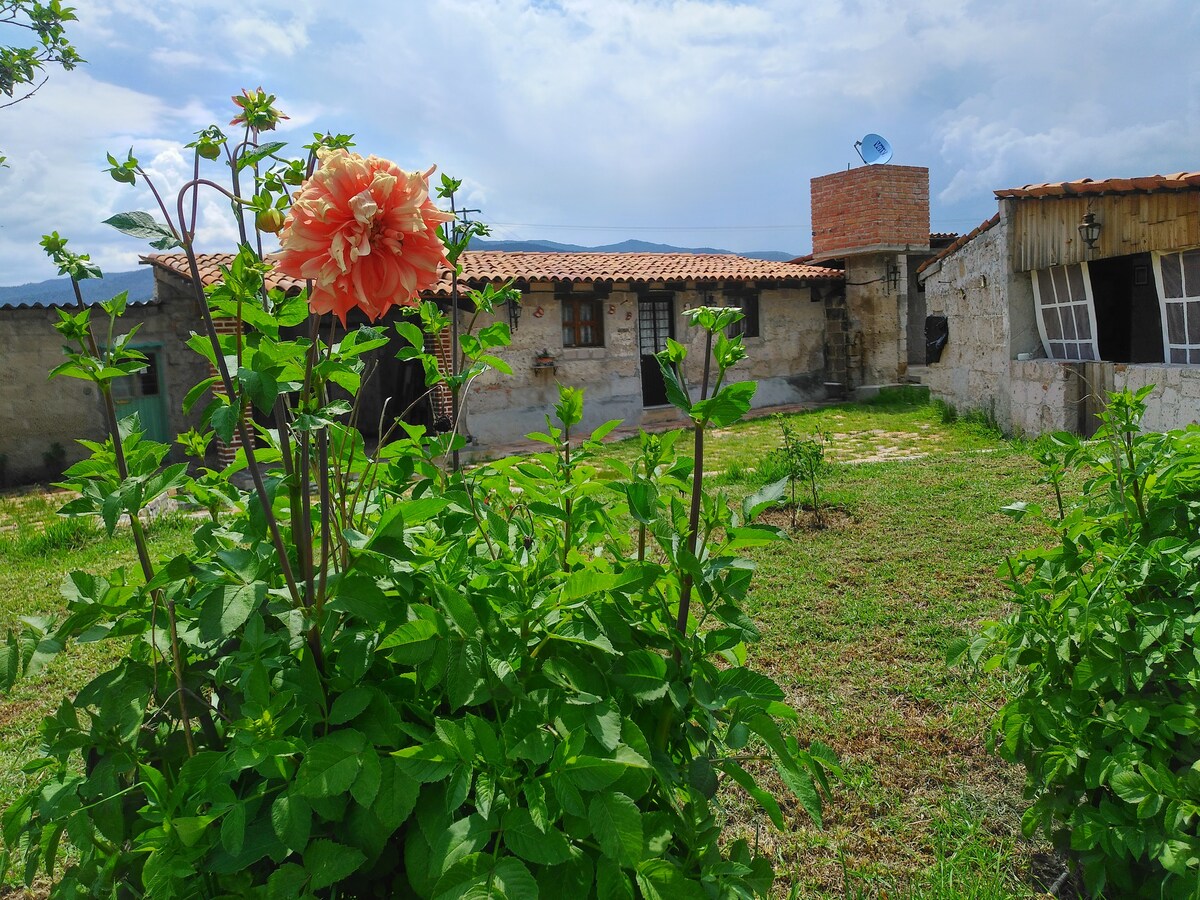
[256,208,286,234]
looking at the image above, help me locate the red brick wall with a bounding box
[811,165,930,257]
[211,315,244,467]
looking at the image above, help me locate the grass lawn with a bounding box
[0,395,1061,898]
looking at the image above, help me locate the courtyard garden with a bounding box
[0,394,1065,897]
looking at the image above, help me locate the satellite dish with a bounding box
[854,133,893,165]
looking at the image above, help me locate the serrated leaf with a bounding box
[502,808,572,865]
[434,853,538,900]
[304,838,366,892]
[373,756,419,830]
[589,792,642,867]
[295,731,365,798]
[199,582,265,643]
[271,793,311,852]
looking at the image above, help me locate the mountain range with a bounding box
[0,239,798,306]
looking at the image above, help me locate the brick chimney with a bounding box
[810,165,930,261]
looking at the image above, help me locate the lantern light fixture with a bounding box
[1078,211,1102,251]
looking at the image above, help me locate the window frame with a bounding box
[1031,262,1099,361]
[561,293,605,349]
[1152,248,1200,364]
[725,290,760,339]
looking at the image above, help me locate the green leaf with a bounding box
[392,742,458,783]
[692,379,756,427]
[655,355,691,413]
[329,686,373,725]
[623,482,658,524]
[271,793,311,852]
[237,140,287,171]
[304,838,366,892]
[295,731,366,798]
[434,853,539,900]
[589,792,642,867]
[378,619,440,664]
[198,582,265,643]
[597,858,636,900]
[561,571,619,603]
[502,808,572,865]
[614,650,669,701]
[352,750,382,808]
[102,211,181,249]
[635,859,706,900]
[373,756,419,830]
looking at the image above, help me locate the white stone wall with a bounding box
[1111,365,1200,432]
[844,254,905,387]
[460,281,826,447]
[922,221,1013,427]
[1008,360,1077,435]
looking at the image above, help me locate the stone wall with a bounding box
[922,220,1013,425]
[461,281,825,448]
[1008,360,1200,436]
[844,254,906,387]
[0,286,210,485]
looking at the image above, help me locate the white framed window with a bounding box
[1031,263,1099,361]
[1152,249,1200,364]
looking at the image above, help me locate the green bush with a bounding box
[1,163,835,894]
[957,387,1200,897]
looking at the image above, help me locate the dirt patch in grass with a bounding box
[758,505,855,533]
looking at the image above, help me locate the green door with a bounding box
[112,347,170,442]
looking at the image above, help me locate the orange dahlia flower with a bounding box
[276,149,453,323]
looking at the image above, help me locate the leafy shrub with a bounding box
[956,387,1200,897]
[766,417,830,529]
[0,103,835,898]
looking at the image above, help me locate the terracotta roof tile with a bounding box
[995,171,1200,199]
[144,250,842,299]
[916,214,1001,275]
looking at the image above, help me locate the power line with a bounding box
[484,221,807,231]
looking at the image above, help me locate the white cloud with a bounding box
[2,0,1199,282]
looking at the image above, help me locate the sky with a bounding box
[0,0,1197,286]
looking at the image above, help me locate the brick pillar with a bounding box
[211,315,245,467]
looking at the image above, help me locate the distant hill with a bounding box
[471,237,796,262]
[0,239,799,303]
[0,267,155,308]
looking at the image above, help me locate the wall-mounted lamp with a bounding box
[887,262,901,292]
[507,297,522,331]
[1078,211,1102,251]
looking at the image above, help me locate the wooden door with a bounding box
[638,292,674,406]
[112,348,169,442]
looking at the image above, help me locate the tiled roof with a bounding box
[995,172,1200,199]
[916,214,1001,275]
[144,251,842,299]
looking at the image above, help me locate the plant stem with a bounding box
[676,329,714,635]
[174,184,301,608]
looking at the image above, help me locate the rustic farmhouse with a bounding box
[144,250,844,454]
[916,172,1200,435]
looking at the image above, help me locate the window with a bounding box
[1031,263,1098,361]
[561,295,604,348]
[725,292,760,339]
[1153,249,1200,364]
